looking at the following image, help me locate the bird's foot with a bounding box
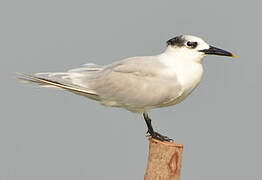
[147,131,174,142]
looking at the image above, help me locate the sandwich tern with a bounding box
[18,35,236,141]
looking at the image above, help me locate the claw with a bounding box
[151,132,174,142]
[143,113,174,142]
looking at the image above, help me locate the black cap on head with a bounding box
[166,35,186,47]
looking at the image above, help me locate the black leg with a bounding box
[143,113,173,142]
[143,113,154,135]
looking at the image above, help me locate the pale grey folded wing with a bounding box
[85,56,183,112]
[18,56,183,112]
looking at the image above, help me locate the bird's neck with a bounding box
[159,47,204,93]
[162,46,204,64]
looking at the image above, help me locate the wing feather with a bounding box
[87,56,183,111]
[17,73,99,99]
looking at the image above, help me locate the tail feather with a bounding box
[17,73,99,99]
[31,63,104,88]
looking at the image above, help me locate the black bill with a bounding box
[199,46,236,57]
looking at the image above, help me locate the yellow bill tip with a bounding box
[231,54,237,58]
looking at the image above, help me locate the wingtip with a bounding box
[15,72,27,80]
[15,72,37,83]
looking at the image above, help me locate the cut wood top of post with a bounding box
[149,138,183,148]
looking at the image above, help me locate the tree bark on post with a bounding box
[144,138,184,180]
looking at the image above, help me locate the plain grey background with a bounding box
[1,0,261,179]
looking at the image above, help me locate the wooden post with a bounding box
[144,138,184,180]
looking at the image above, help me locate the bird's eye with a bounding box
[186,41,198,48]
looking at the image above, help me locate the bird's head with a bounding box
[166,35,236,63]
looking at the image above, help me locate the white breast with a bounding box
[160,55,204,104]
[174,61,203,101]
